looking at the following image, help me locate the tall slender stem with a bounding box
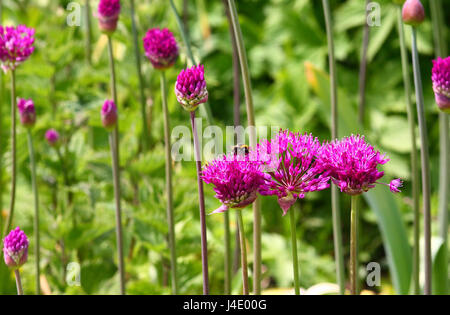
[0,0,4,226]
[169,0,213,125]
[27,130,40,295]
[322,0,345,295]
[350,195,359,295]
[3,70,16,237]
[227,0,261,295]
[289,208,300,295]
[14,269,23,295]
[430,0,449,295]
[396,6,420,295]
[358,0,370,125]
[160,71,177,294]
[190,111,209,295]
[107,35,126,295]
[237,210,249,295]
[84,0,92,65]
[131,0,150,152]
[411,27,432,295]
[223,0,241,294]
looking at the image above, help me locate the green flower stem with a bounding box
[396,6,420,295]
[411,27,432,295]
[350,195,359,295]
[430,0,449,295]
[322,0,345,295]
[227,0,261,295]
[0,0,3,229]
[131,0,150,152]
[289,208,300,295]
[27,130,40,295]
[222,0,241,295]
[358,0,370,125]
[169,0,213,125]
[3,70,16,237]
[190,110,209,295]
[84,0,92,65]
[107,35,126,295]
[14,269,23,295]
[237,210,249,295]
[224,210,231,294]
[160,71,177,295]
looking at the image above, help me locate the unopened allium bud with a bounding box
[175,64,208,112]
[0,25,35,73]
[97,0,121,35]
[402,0,425,26]
[142,28,179,70]
[101,99,118,130]
[45,129,60,146]
[432,56,450,113]
[17,98,36,128]
[3,227,28,269]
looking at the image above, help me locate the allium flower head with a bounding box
[97,0,121,34]
[17,98,36,128]
[254,130,330,215]
[45,129,60,147]
[0,25,35,73]
[143,28,178,70]
[175,65,208,112]
[202,154,265,214]
[432,56,450,113]
[101,99,118,130]
[402,0,425,26]
[3,227,28,269]
[317,135,394,195]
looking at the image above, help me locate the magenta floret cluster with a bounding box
[0,25,35,73]
[175,64,208,112]
[3,227,29,269]
[101,99,118,130]
[317,135,389,195]
[255,130,330,215]
[432,56,450,113]
[17,98,36,128]
[143,28,179,70]
[45,128,60,146]
[98,0,121,17]
[202,154,265,214]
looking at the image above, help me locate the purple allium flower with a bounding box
[175,64,208,112]
[402,0,425,26]
[253,130,330,215]
[202,154,265,214]
[45,129,60,147]
[432,56,450,113]
[17,98,36,128]
[101,99,118,130]
[317,135,393,196]
[97,0,121,34]
[0,25,35,73]
[389,179,403,193]
[3,227,28,269]
[142,28,179,70]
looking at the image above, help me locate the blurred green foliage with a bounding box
[0,0,448,294]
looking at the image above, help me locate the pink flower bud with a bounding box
[45,129,60,146]
[432,56,450,113]
[143,28,179,70]
[97,0,121,35]
[402,0,425,26]
[3,227,28,269]
[101,99,118,130]
[17,98,36,128]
